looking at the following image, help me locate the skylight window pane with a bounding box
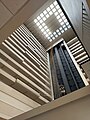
[44,26,48,29]
[42,17,46,21]
[58,9,62,13]
[42,23,45,26]
[61,30,64,33]
[60,12,64,16]
[47,7,51,12]
[54,12,58,16]
[56,5,60,9]
[46,14,49,18]
[63,25,66,28]
[60,22,64,25]
[41,28,44,32]
[49,32,52,35]
[37,16,41,20]
[49,39,52,42]
[68,25,71,28]
[36,22,40,26]
[53,1,58,6]
[48,37,50,40]
[49,11,53,15]
[46,34,49,37]
[39,25,42,29]
[66,22,69,25]
[50,4,54,9]
[52,8,56,12]
[58,32,61,35]
[40,13,44,18]
[50,34,53,37]
[46,29,49,32]
[59,19,62,23]
[56,15,60,19]
[64,28,68,31]
[52,37,55,40]
[53,32,56,35]
[44,31,47,35]
[55,34,58,38]
[43,10,47,15]
[56,29,59,33]
[62,16,66,20]
[34,19,38,23]
[59,27,62,30]
[40,19,43,23]
[64,19,68,23]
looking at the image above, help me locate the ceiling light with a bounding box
[37,16,41,20]
[56,5,60,9]
[47,7,51,12]
[34,19,38,23]
[40,13,44,18]
[43,10,47,15]
[50,4,54,9]
[53,1,58,6]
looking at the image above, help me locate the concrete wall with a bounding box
[58,0,90,57]
[10,85,90,120]
[0,0,48,44]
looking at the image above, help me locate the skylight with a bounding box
[34,0,71,42]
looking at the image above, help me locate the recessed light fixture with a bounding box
[34,0,71,42]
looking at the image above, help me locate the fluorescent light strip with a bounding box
[34,0,71,42]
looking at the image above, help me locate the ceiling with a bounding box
[24,0,76,49]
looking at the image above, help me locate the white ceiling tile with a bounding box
[0,1,12,28]
[1,0,28,14]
